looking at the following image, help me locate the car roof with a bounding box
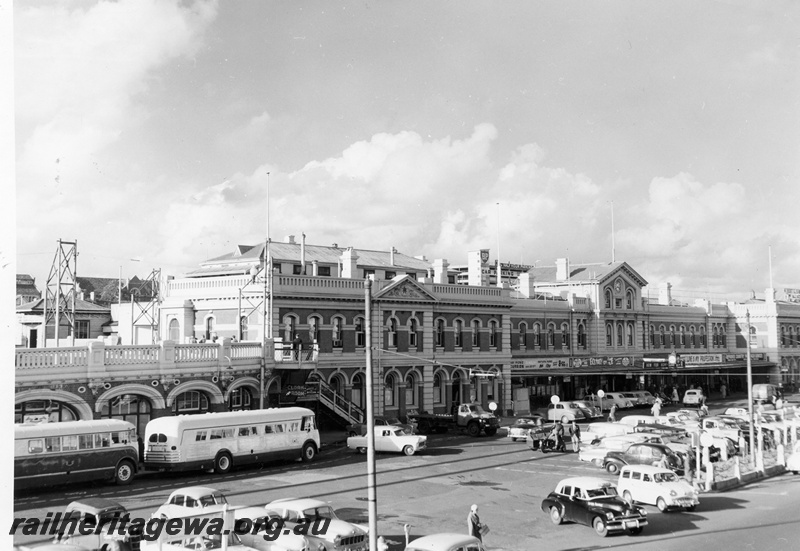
[66,498,127,513]
[266,498,328,510]
[620,464,676,474]
[405,533,482,550]
[556,476,616,489]
[169,486,223,498]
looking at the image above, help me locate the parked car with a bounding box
[682,390,704,407]
[153,486,228,519]
[578,434,653,466]
[619,415,659,428]
[617,465,699,512]
[723,407,750,419]
[571,400,603,419]
[547,402,589,423]
[600,393,635,410]
[752,383,779,404]
[346,416,416,437]
[404,533,486,551]
[629,391,657,407]
[233,506,309,551]
[263,498,368,551]
[603,442,683,475]
[657,414,700,431]
[507,415,546,441]
[786,441,800,474]
[541,477,648,537]
[582,422,634,444]
[347,425,427,456]
[56,498,138,550]
[139,531,258,551]
[632,423,689,440]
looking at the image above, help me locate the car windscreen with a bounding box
[586,487,618,498]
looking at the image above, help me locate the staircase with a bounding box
[315,379,366,426]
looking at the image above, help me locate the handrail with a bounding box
[316,379,365,424]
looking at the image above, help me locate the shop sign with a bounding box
[725,353,766,362]
[572,356,634,368]
[286,385,310,397]
[510,358,569,371]
[681,354,722,365]
[784,288,800,303]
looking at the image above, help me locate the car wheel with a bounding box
[622,490,633,506]
[301,442,317,462]
[466,423,481,437]
[114,459,135,485]
[549,506,563,525]
[403,445,415,456]
[593,516,608,537]
[214,452,232,474]
[605,461,620,474]
[657,497,669,512]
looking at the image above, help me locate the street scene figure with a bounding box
[292,333,303,360]
[651,396,662,417]
[467,504,483,541]
[550,420,567,452]
[570,420,581,453]
[608,403,618,422]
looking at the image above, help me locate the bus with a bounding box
[14,419,139,490]
[144,407,320,474]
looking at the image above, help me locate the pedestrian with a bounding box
[608,403,618,423]
[657,453,671,470]
[699,402,709,417]
[720,383,727,399]
[550,420,566,452]
[292,333,303,360]
[651,397,662,418]
[672,388,679,403]
[570,420,581,453]
[467,504,483,541]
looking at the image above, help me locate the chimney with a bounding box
[556,258,569,281]
[433,259,449,284]
[300,233,306,274]
[286,235,295,244]
[90,291,95,302]
[341,248,360,279]
[517,273,536,298]
[312,260,319,276]
[659,283,673,306]
[390,247,396,266]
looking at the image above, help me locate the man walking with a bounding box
[467,504,483,541]
[570,420,581,453]
[608,403,618,423]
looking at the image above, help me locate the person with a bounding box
[570,420,581,453]
[292,333,303,360]
[550,420,566,452]
[657,452,671,470]
[699,402,709,417]
[651,397,662,418]
[467,504,483,541]
[720,383,727,399]
[672,387,679,403]
[608,403,618,423]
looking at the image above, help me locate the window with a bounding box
[195,431,207,441]
[283,316,297,344]
[615,298,623,308]
[649,325,655,346]
[384,373,396,406]
[605,289,612,309]
[689,326,695,347]
[363,269,374,278]
[309,317,320,343]
[293,264,303,275]
[318,266,331,276]
[626,290,634,309]
[62,436,78,451]
[75,320,90,339]
[101,394,152,440]
[472,320,480,347]
[332,318,343,348]
[669,326,676,346]
[433,372,443,404]
[385,271,396,279]
[405,373,417,406]
[627,323,634,347]
[173,391,209,415]
[45,436,61,452]
[533,323,541,346]
[239,316,248,341]
[679,325,686,346]
[169,319,180,342]
[700,326,706,346]
[387,318,397,347]
[616,323,623,347]
[409,318,418,347]
[519,323,527,349]
[228,387,252,411]
[435,319,445,347]
[577,324,586,348]
[606,324,613,346]
[79,434,94,450]
[659,326,666,347]
[490,320,498,347]
[28,439,44,454]
[455,320,463,347]
[547,323,555,347]
[561,323,570,349]
[355,317,365,347]
[205,316,215,340]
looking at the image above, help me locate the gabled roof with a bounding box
[525,261,648,287]
[375,276,438,302]
[16,297,111,314]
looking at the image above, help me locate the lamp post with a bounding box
[746,310,755,464]
[364,279,377,551]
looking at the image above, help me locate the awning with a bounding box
[510,360,775,377]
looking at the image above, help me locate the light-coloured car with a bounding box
[347,425,427,456]
[233,506,309,551]
[579,434,652,466]
[629,391,657,407]
[572,400,603,419]
[140,532,258,551]
[546,402,589,423]
[601,393,635,410]
[264,498,368,551]
[682,390,704,407]
[346,416,416,437]
[582,422,634,443]
[617,465,699,512]
[153,486,229,519]
[786,441,800,474]
[404,533,486,551]
[619,415,659,428]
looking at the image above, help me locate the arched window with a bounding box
[489,320,498,348]
[409,318,419,348]
[205,317,215,340]
[332,317,343,348]
[15,400,78,424]
[606,324,613,346]
[519,322,528,349]
[355,317,365,348]
[561,323,570,349]
[283,315,297,343]
[547,323,556,347]
[689,325,695,347]
[384,373,397,407]
[172,391,209,415]
[626,290,634,309]
[616,323,623,347]
[679,325,686,346]
[669,325,676,346]
[712,326,719,347]
[101,394,152,438]
[659,325,666,347]
[387,318,397,348]
[700,325,707,346]
[455,320,463,347]
[309,316,320,343]
[577,323,586,348]
[433,372,443,404]
[352,372,365,409]
[649,324,655,347]
[228,387,253,411]
[781,326,787,347]
[435,319,445,347]
[605,289,612,309]
[720,325,727,347]
[472,320,480,347]
[533,323,541,346]
[169,319,180,342]
[405,372,417,406]
[627,323,634,347]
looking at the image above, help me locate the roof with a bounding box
[145,407,314,433]
[15,419,136,438]
[618,464,675,474]
[66,497,127,513]
[405,533,482,551]
[556,476,616,488]
[525,261,648,287]
[16,297,111,314]
[168,486,224,498]
[265,497,328,510]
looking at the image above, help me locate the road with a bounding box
[11,427,800,550]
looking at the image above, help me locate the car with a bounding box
[14,546,93,551]
[347,425,427,455]
[346,416,416,437]
[682,390,704,407]
[153,486,229,519]
[578,434,653,466]
[263,498,368,551]
[723,407,750,419]
[571,400,603,419]
[139,531,258,551]
[546,402,589,423]
[632,423,689,440]
[525,422,558,451]
[629,391,657,407]
[600,393,635,410]
[507,415,546,441]
[617,465,699,512]
[657,414,700,431]
[582,422,634,444]
[786,441,800,474]
[404,533,486,551]
[540,476,648,537]
[233,506,309,551]
[55,498,139,550]
[603,442,683,475]
[619,415,659,428]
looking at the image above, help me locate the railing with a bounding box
[174,343,219,363]
[104,345,159,365]
[229,342,263,359]
[16,347,89,369]
[273,342,319,364]
[316,379,365,424]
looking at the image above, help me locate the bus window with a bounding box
[238,427,250,437]
[210,430,223,440]
[62,435,78,451]
[195,431,207,441]
[28,439,44,454]
[302,416,315,431]
[250,426,259,435]
[79,435,94,450]
[290,422,299,432]
[274,424,284,433]
[264,425,273,433]
[223,429,234,438]
[95,433,111,448]
[45,436,61,452]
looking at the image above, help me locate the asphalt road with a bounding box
[11,425,800,551]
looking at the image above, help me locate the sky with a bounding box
[11,0,800,303]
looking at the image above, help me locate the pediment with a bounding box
[375,276,438,302]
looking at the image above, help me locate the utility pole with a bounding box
[746,310,755,464]
[364,279,378,551]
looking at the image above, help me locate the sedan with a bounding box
[152,486,228,519]
[347,426,427,455]
[547,402,589,423]
[603,443,683,475]
[507,415,546,441]
[346,416,416,437]
[572,400,603,419]
[541,476,648,537]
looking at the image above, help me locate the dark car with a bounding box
[346,416,416,437]
[56,498,139,550]
[603,442,683,475]
[541,476,648,537]
[507,414,546,441]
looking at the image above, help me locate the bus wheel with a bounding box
[115,460,135,485]
[214,452,232,474]
[301,442,317,462]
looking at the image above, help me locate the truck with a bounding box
[407,403,500,437]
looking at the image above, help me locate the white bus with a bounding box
[144,407,320,474]
[14,419,139,489]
